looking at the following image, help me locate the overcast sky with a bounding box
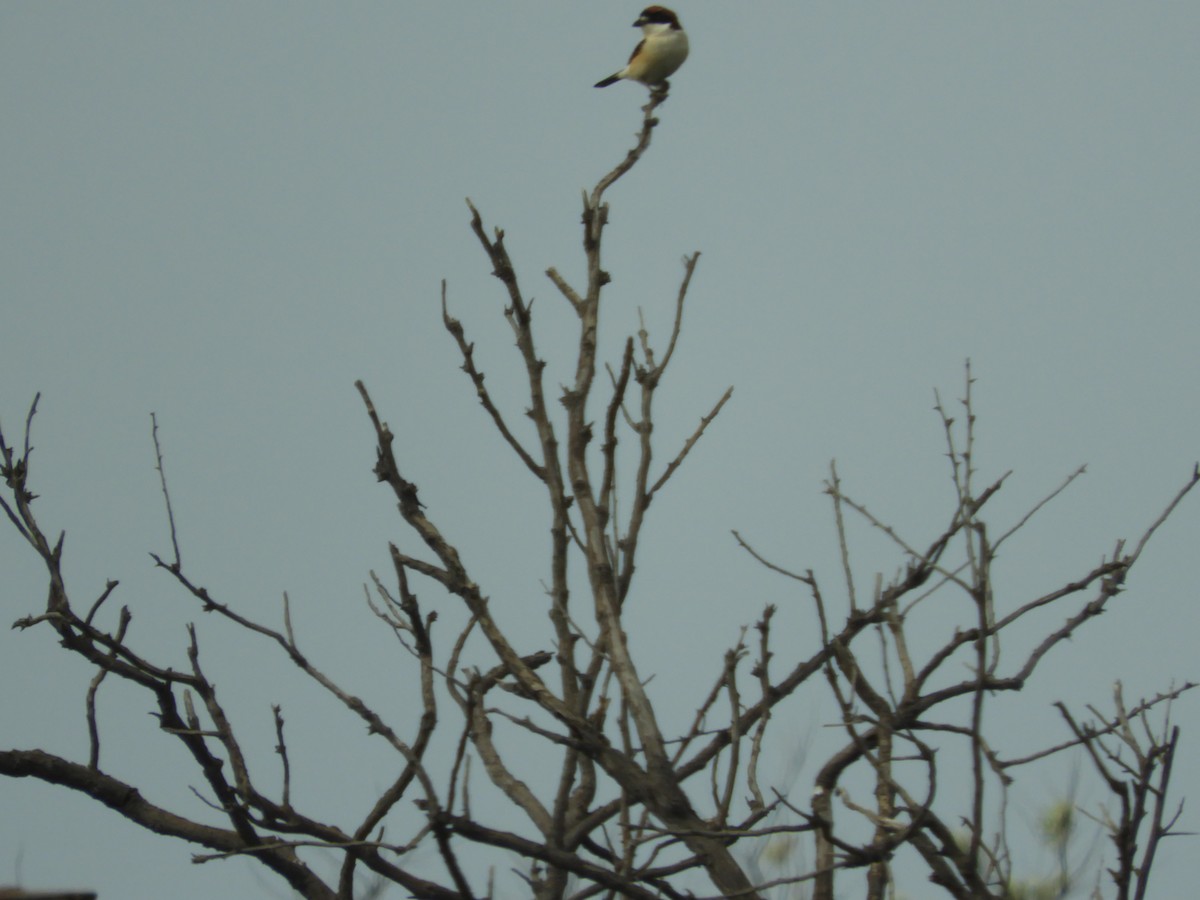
[2,3,1198,898]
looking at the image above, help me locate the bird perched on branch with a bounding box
[594,6,689,90]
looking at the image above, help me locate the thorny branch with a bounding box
[2,71,1197,900]
[731,371,1197,900]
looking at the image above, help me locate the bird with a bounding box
[594,6,689,90]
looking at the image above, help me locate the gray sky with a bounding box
[2,3,1198,898]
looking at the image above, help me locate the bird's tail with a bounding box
[594,73,621,88]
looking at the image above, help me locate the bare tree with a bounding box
[2,88,1195,900]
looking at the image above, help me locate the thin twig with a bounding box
[150,412,182,570]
